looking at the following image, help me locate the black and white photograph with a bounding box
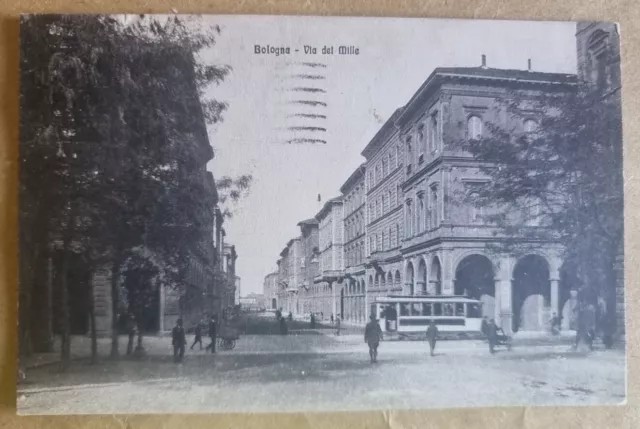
[17,14,625,414]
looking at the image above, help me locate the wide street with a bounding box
[18,314,626,414]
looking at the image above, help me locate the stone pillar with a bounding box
[331,282,336,319]
[550,278,560,315]
[497,279,513,334]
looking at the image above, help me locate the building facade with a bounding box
[362,109,407,313]
[263,271,279,310]
[340,165,367,323]
[313,197,344,319]
[277,237,303,314]
[576,22,624,336]
[297,219,320,316]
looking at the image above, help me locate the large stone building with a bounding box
[576,22,624,336]
[379,59,575,333]
[265,25,624,337]
[340,165,367,323]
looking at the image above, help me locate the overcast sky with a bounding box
[199,15,577,295]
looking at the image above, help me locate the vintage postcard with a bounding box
[17,14,625,414]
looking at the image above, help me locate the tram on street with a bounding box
[371,296,484,338]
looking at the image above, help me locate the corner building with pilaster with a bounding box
[364,61,576,334]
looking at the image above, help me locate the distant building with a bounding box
[277,237,302,314]
[313,197,344,319]
[263,271,279,310]
[297,218,320,315]
[339,165,367,323]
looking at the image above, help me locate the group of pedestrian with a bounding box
[171,315,218,363]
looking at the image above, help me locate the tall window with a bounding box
[395,145,399,168]
[417,194,425,233]
[418,124,426,157]
[381,230,386,250]
[524,119,538,134]
[405,200,413,237]
[588,30,610,91]
[470,192,483,223]
[376,198,381,218]
[375,163,381,183]
[376,234,381,251]
[406,136,413,172]
[396,223,401,244]
[467,115,483,140]
[430,186,439,226]
[388,190,393,210]
[382,195,386,214]
[430,113,439,152]
[388,152,393,172]
[382,158,388,177]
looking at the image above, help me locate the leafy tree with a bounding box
[459,81,623,335]
[19,14,240,366]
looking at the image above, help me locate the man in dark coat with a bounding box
[480,316,489,339]
[365,315,383,363]
[487,319,498,354]
[126,313,136,355]
[426,320,438,356]
[190,319,204,350]
[205,315,217,353]
[279,316,288,335]
[172,319,186,363]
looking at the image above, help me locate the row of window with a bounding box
[344,240,366,267]
[367,186,400,223]
[368,146,401,190]
[404,186,439,237]
[344,212,365,242]
[344,185,365,217]
[368,223,402,254]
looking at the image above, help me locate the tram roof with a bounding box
[373,296,481,303]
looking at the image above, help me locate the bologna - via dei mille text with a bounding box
[18,15,625,414]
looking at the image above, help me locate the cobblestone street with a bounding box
[18,315,626,414]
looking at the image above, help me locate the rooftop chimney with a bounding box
[481,54,487,68]
[527,58,532,71]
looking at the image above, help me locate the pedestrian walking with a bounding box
[190,319,204,350]
[205,315,217,353]
[172,319,186,363]
[426,320,438,356]
[335,317,341,336]
[480,316,489,339]
[126,313,136,355]
[330,314,334,324]
[288,312,293,322]
[310,313,316,329]
[280,316,288,335]
[549,312,560,335]
[487,319,498,354]
[364,315,383,363]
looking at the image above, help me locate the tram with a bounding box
[371,296,483,338]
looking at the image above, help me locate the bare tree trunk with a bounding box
[109,247,123,359]
[60,232,72,371]
[89,275,97,364]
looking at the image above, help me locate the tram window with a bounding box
[400,303,410,316]
[422,303,432,316]
[412,303,422,315]
[455,303,465,316]
[468,304,481,318]
[434,303,442,316]
[444,303,454,316]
